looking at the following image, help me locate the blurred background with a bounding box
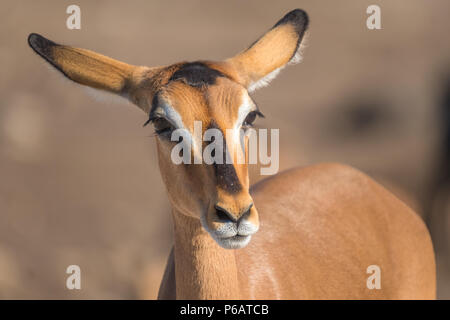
[0,0,449,299]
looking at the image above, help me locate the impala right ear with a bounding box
[226,9,309,92]
[28,33,160,112]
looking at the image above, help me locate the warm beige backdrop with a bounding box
[1,0,449,298]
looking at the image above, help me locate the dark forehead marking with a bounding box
[208,121,242,194]
[169,62,226,88]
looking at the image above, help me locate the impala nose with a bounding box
[204,201,259,249]
[214,203,253,223]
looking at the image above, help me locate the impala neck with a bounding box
[172,209,240,299]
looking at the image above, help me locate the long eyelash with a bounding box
[255,110,265,118]
[143,115,159,127]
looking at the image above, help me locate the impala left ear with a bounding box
[226,9,309,92]
[28,33,161,113]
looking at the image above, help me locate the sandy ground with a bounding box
[0,0,449,298]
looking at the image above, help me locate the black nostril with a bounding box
[216,208,230,221]
[214,203,253,223]
[242,203,253,218]
[214,205,238,223]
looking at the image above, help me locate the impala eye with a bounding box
[150,117,175,137]
[242,110,264,129]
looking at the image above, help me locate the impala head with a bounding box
[28,9,308,249]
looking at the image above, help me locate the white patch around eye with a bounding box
[224,95,255,163]
[155,102,202,160]
[234,95,254,132]
[247,31,309,93]
[158,101,186,131]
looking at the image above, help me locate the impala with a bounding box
[28,9,436,299]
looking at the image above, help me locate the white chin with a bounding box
[215,235,252,249]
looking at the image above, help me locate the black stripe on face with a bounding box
[208,121,242,194]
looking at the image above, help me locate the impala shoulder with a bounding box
[251,162,371,197]
[283,162,371,186]
[294,162,367,179]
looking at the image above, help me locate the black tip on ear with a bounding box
[274,9,309,35]
[28,33,57,60]
[28,33,69,76]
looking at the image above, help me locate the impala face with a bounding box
[152,71,263,249]
[28,9,309,249]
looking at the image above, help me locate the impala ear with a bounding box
[226,9,309,92]
[28,33,158,112]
